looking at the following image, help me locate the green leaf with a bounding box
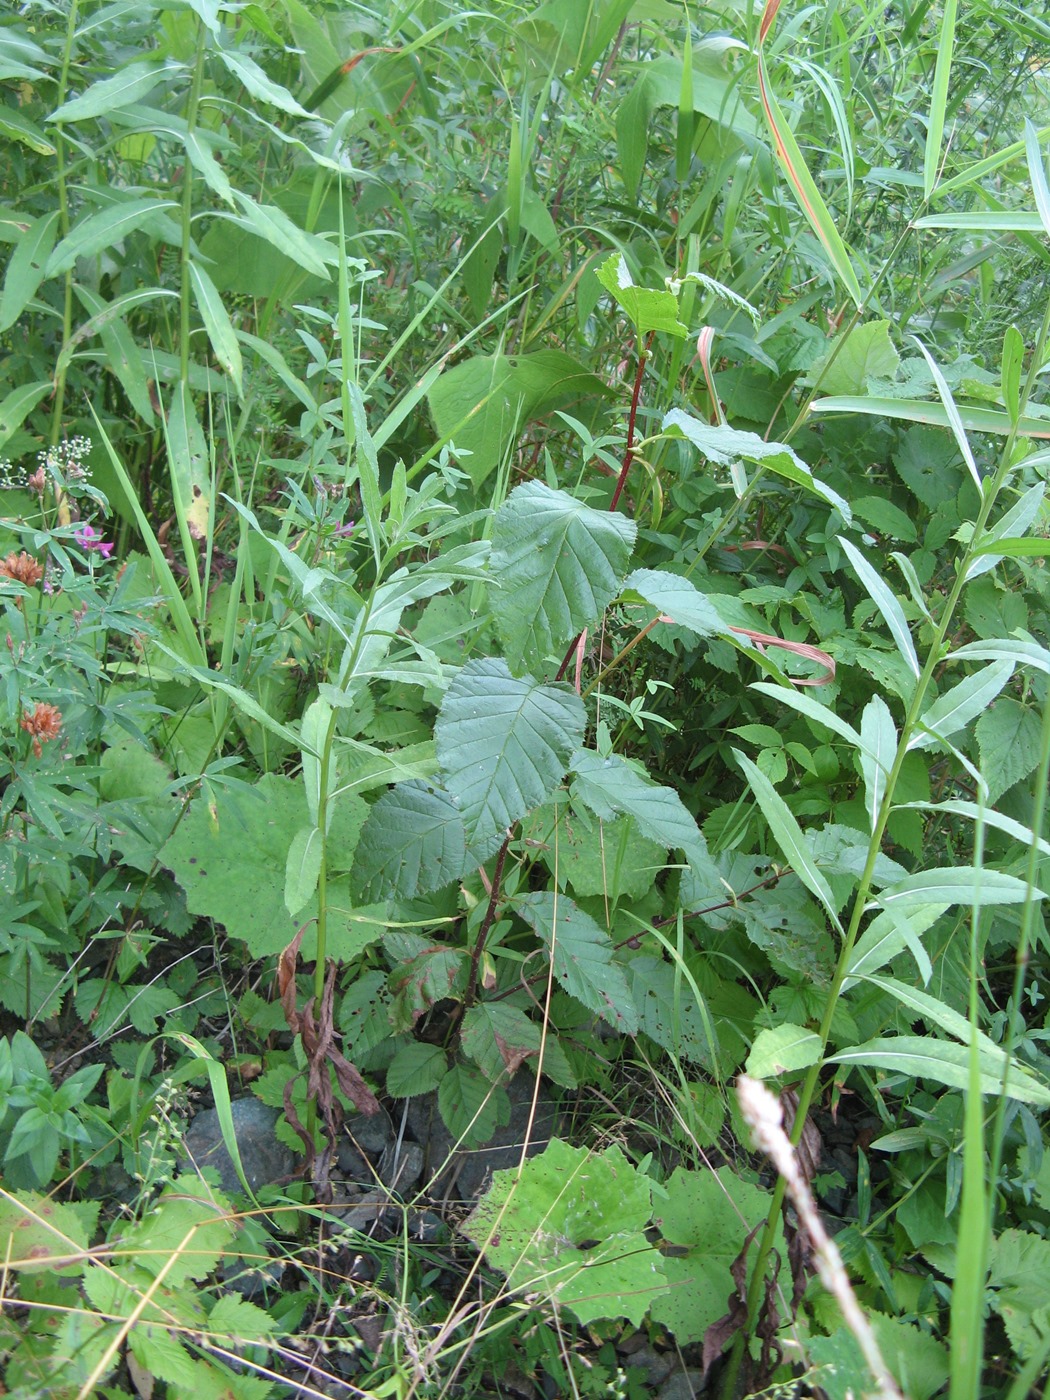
[489,481,637,672]
[838,536,919,679]
[1026,118,1050,240]
[435,658,586,854]
[665,409,851,521]
[165,379,211,543]
[0,210,58,332]
[48,61,173,122]
[461,1003,543,1081]
[284,824,322,916]
[0,1190,93,1276]
[351,780,470,902]
[428,350,609,487]
[859,695,896,832]
[808,320,900,395]
[225,192,335,279]
[976,698,1045,803]
[517,890,638,1034]
[734,749,842,933]
[595,253,688,338]
[843,904,946,990]
[620,567,725,637]
[813,394,1050,441]
[651,1164,782,1344]
[909,661,1014,751]
[746,1023,823,1078]
[0,109,55,155]
[923,0,957,197]
[878,867,1044,911]
[217,47,311,118]
[0,380,51,451]
[464,1139,665,1326]
[569,748,705,859]
[47,198,178,275]
[831,1036,1050,1106]
[189,261,243,395]
[386,1041,448,1098]
[438,1062,508,1148]
[120,1185,236,1286]
[951,640,1050,676]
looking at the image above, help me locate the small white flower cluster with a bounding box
[0,457,26,489]
[40,435,93,484]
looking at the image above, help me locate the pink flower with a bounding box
[74,525,115,559]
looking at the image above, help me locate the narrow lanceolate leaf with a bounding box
[0,381,51,451]
[751,683,866,756]
[217,48,311,119]
[226,192,335,279]
[570,749,703,858]
[47,199,178,276]
[734,749,842,934]
[908,661,1014,751]
[967,481,1045,579]
[665,410,851,521]
[896,800,1050,859]
[859,695,896,832]
[48,61,175,123]
[1026,119,1050,239]
[911,338,980,492]
[878,868,1045,911]
[517,891,638,1034]
[284,824,322,915]
[842,903,946,991]
[812,395,1050,440]
[950,640,1050,676]
[621,568,724,637]
[165,380,210,541]
[189,261,243,395]
[838,536,919,680]
[489,481,637,672]
[351,780,470,903]
[923,0,957,197]
[435,659,586,854]
[830,1036,1050,1107]
[754,42,862,307]
[0,209,59,332]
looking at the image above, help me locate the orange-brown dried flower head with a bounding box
[0,552,44,588]
[20,702,63,758]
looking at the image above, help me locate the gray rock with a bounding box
[379,1139,424,1193]
[343,1107,394,1157]
[329,1189,397,1234]
[336,1140,372,1183]
[656,1369,708,1400]
[180,1098,295,1195]
[621,1345,675,1387]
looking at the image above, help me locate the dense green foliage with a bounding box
[1,0,1049,1395]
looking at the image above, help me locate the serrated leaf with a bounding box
[665,409,851,520]
[808,320,899,395]
[217,47,311,118]
[208,1293,275,1341]
[438,1062,509,1148]
[489,481,636,671]
[121,1186,236,1286]
[976,698,1044,803]
[351,780,470,902]
[746,1023,823,1078]
[621,567,724,636]
[435,659,585,853]
[595,252,688,337]
[461,1003,543,1081]
[464,1139,665,1325]
[569,748,703,856]
[909,661,1014,751]
[517,891,638,1034]
[734,749,842,933]
[386,1041,448,1098]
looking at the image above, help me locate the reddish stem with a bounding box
[464,835,510,1008]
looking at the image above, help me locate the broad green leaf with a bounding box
[489,480,637,672]
[189,261,243,395]
[284,823,322,915]
[386,1041,448,1098]
[620,567,724,637]
[517,891,638,1034]
[879,868,1044,911]
[625,955,721,1069]
[461,1003,543,1082]
[464,1139,665,1326]
[351,780,470,902]
[595,253,688,338]
[734,749,842,933]
[808,320,899,395]
[435,659,585,853]
[813,395,1050,440]
[225,192,335,279]
[830,1036,1050,1106]
[746,1023,822,1078]
[756,49,863,307]
[843,904,946,990]
[0,381,51,451]
[119,1185,236,1286]
[665,409,851,521]
[909,661,1014,751]
[838,536,919,679]
[976,698,1044,803]
[428,350,609,487]
[438,1062,508,1148]
[860,695,896,832]
[48,61,173,123]
[217,48,311,118]
[569,748,704,858]
[72,284,163,425]
[47,198,178,276]
[0,1190,93,1276]
[0,210,59,332]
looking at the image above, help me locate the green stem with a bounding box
[179,22,209,388]
[47,0,81,521]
